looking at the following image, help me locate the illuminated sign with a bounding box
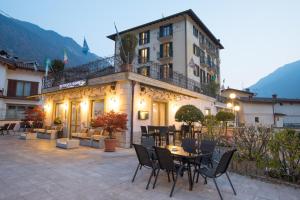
[59,80,86,90]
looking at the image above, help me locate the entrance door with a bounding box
[152,101,167,126]
[70,102,81,133]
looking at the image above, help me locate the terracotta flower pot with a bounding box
[104,138,117,152]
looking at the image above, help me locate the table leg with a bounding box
[188,162,193,190]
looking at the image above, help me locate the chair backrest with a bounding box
[215,149,237,176]
[181,138,197,153]
[154,146,174,171]
[147,126,156,134]
[168,125,176,132]
[158,126,169,137]
[200,140,216,154]
[8,123,16,130]
[19,122,25,128]
[181,125,190,133]
[141,137,155,149]
[141,126,148,134]
[133,144,153,167]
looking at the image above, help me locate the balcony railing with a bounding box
[43,56,219,98]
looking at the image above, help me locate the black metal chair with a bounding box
[7,123,16,135]
[193,139,217,183]
[168,125,176,145]
[195,149,237,200]
[141,126,148,137]
[181,125,191,139]
[132,144,158,189]
[158,126,169,146]
[153,146,184,197]
[141,137,156,160]
[0,123,9,135]
[147,126,158,145]
[181,138,197,153]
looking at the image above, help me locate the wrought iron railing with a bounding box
[43,56,219,98]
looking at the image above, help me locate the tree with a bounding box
[51,59,65,73]
[23,106,45,128]
[216,111,235,135]
[175,105,204,135]
[119,33,138,65]
[91,111,128,139]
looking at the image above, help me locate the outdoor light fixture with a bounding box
[110,83,116,91]
[80,101,88,111]
[64,102,68,110]
[229,93,236,99]
[234,105,240,111]
[109,96,119,111]
[44,103,50,112]
[227,102,233,108]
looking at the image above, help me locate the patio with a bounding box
[0,135,299,200]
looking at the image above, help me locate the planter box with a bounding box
[19,132,37,140]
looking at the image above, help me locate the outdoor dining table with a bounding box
[165,145,202,191]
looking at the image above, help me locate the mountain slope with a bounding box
[250,60,300,98]
[0,13,99,67]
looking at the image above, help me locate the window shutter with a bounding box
[147,31,150,43]
[160,44,163,58]
[169,64,173,78]
[169,42,173,57]
[138,49,141,63]
[147,47,150,62]
[139,33,142,45]
[159,26,163,37]
[7,79,17,97]
[170,24,173,35]
[30,82,39,95]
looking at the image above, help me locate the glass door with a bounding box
[70,102,81,133]
[152,101,167,126]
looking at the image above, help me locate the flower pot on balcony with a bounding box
[104,138,117,152]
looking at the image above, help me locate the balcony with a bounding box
[157,32,173,42]
[43,56,218,98]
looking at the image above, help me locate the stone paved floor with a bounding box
[0,135,299,200]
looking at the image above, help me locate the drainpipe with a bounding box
[272,94,277,126]
[130,80,136,148]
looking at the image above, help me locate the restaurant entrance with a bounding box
[70,102,81,134]
[152,101,167,126]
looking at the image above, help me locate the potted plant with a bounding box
[119,33,137,72]
[53,117,62,125]
[91,111,128,152]
[175,105,204,137]
[24,106,45,130]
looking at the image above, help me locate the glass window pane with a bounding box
[24,82,31,96]
[92,101,104,119]
[16,81,23,96]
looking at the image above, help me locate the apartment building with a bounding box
[41,10,224,147]
[0,51,44,121]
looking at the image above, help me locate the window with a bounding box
[7,79,38,97]
[139,30,150,45]
[204,109,211,115]
[193,44,200,57]
[207,55,212,67]
[159,42,173,58]
[199,32,204,44]
[160,64,173,79]
[55,103,66,122]
[138,48,150,64]
[159,24,173,37]
[6,104,34,120]
[91,100,104,119]
[193,26,198,38]
[193,64,200,77]
[200,49,205,64]
[255,117,259,123]
[16,81,31,96]
[137,66,150,76]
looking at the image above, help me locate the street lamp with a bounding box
[226,93,240,127]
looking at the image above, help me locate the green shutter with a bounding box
[160,44,163,58]
[147,47,150,62]
[170,24,173,35]
[139,33,142,45]
[147,31,150,43]
[159,26,163,37]
[169,42,173,57]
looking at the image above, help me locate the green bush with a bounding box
[266,129,300,182]
[216,111,235,122]
[175,105,204,126]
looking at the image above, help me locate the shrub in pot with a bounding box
[175,105,204,137]
[23,106,45,130]
[91,111,128,152]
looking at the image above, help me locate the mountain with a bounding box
[250,60,300,98]
[0,13,99,67]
